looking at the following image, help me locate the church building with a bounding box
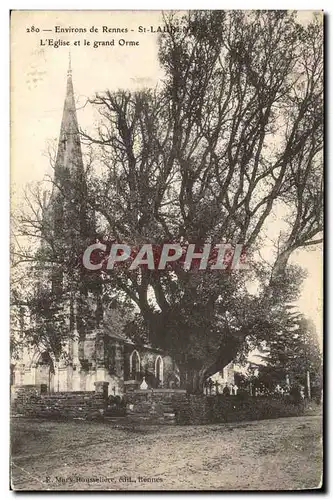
[11,61,235,397]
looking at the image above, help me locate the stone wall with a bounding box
[124,388,187,424]
[11,385,189,424]
[11,383,108,420]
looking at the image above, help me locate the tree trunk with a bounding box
[185,364,213,394]
[178,336,244,394]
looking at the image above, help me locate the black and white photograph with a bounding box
[10,10,323,491]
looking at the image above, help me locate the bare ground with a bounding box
[11,415,322,491]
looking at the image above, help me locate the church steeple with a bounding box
[49,58,101,337]
[51,57,95,268]
[55,55,84,182]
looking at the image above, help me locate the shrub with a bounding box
[175,395,305,425]
[105,394,126,417]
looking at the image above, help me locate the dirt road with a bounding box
[11,415,322,491]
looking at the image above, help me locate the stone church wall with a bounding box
[11,384,107,420]
[124,345,180,389]
[124,388,188,424]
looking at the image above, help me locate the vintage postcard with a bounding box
[10,10,323,491]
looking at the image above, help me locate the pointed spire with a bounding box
[54,57,83,181]
[68,51,72,77]
[64,54,76,125]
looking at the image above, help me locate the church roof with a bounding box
[103,319,164,352]
[103,321,128,342]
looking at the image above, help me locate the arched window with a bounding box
[155,355,164,387]
[129,350,141,380]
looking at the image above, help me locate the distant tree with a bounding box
[11,144,102,358]
[255,309,322,394]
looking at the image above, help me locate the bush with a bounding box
[176,395,305,425]
[289,384,303,404]
[105,395,126,417]
[108,395,125,406]
[311,385,322,405]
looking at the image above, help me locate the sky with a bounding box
[11,10,323,342]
